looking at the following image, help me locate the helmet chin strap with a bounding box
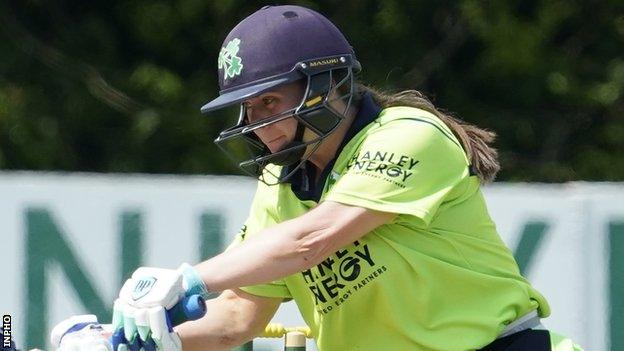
[267,122,307,166]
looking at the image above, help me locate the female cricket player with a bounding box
[52,5,582,351]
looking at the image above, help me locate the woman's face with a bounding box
[243,81,305,153]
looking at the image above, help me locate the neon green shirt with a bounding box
[230,104,550,350]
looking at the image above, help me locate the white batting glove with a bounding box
[50,315,113,351]
[113,263,210,351]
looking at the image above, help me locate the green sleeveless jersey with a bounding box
[229,105,550,350]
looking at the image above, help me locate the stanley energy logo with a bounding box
[301,241,388,315]
[346,150,419,188]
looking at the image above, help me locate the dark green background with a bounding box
[1,0,622,181]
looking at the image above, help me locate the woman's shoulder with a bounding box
[357,105,464,157]
[376,105,454,137]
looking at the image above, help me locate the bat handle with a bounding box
[166,294,207,327]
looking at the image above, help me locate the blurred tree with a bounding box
[0,0,622,181]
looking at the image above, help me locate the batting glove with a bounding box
[112,263,210,351]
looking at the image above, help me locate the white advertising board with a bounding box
[1,173,622,350]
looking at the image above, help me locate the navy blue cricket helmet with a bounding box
[201,5,361,184]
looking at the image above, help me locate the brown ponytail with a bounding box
[360,85,500,182]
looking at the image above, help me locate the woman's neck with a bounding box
[307,109,357,179]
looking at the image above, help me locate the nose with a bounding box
[247,112,273,130]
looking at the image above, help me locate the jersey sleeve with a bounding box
[226,181,293,299]
[324,117,470,226]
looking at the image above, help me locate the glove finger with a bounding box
[147,306,169,340]
[133,308,151,342]
[112,299,125,330]
[148,306,181,351]
[111,299,129,350]
[137,307,156,351]
[122,304,138,343]
[122,305,142,351]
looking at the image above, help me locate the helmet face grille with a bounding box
[214,57,360,185]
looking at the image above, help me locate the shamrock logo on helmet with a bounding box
[218,38,244,80]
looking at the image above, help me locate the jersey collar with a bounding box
[282,92,382,202]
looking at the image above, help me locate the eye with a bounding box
[262,97,276,106]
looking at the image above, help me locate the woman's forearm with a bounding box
[195,214,330,292]
[177,290,280,351]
